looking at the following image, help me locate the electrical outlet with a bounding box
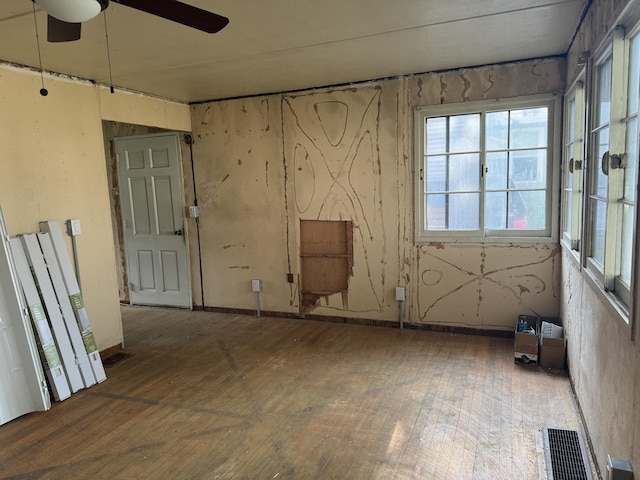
[607,456,633,480]
[251,279,263,292]
[65,219,81,236]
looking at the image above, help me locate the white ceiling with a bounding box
[0,0,587,103]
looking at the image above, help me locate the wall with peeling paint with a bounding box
[0,64,191,352]
[188,57,564,332]
[562,0,640,475]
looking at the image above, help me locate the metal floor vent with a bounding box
[543,427,592,480]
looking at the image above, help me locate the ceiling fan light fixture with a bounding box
[35,0,107,23]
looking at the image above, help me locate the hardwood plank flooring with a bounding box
[0,307,592,479]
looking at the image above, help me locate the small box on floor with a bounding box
[514,315,538,364]
[539,320,566,369]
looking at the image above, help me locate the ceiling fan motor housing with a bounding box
[35,0,109,23]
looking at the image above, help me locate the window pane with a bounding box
[590,200,607,267]
[568,99,576,142]
[517,190,545,229]
[564,188,573,234]
[596,58,612,127]
[510,150,547,189]
[486,111,508,150]
[485,192,507,229]
[621,204,634,283]
[449,193,479,229]
[487,190,544,231]
[425,194,446,229]
[450,114,480,153]
[629,35,640,116]
[563,129,575,237]
[486,152,507,190]
[426,117,446,154]
[624,118,637,202]
[426,155,447,192]
[449,154,480,191]
[595,128,609,198]
[566,142,575,190]
[510,107,548,149]
[426,193,480,231]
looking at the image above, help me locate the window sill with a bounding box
[583,267,632,334]
[415,234,557,244]
[559,239,581,267]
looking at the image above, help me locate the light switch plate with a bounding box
[188,206,200,218]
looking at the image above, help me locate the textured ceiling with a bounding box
[0,0,586,103]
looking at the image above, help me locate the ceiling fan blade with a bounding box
[47,15,82,42]
[111,0,229,34]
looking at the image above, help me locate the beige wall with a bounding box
[562,0,640,474]
[188,57,565,331]
[3,2,635,473]
[0,64,190,351]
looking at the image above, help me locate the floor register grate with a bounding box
[543,427,592,480]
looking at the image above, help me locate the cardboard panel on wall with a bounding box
[300,220,353,297]
[300,257,349,294]
[300,220,351,256]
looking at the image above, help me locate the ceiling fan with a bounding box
[33,0,229,42]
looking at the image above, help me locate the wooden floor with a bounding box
[0,307,592,479]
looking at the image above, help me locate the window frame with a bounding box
[584,27,633,314]
[560,73,586,260]
[414,94,561,243]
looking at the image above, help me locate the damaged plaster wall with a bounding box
[189,98,288,311]
[188,57,564,329]
[409,58,565,330]
[561,0,640,474]
[282,84,401,317]
[418,244,560,330]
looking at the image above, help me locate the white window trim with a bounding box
[414,94,561,244]
[561,73,586,263]
[584,27,631,312]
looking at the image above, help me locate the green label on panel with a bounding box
[81,331,98,353]
[69,293,98,353]
[70,293,85,310]
[29,305,62,368]
[30,304,46,322]
[41,342,62,368]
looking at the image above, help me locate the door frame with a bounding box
[110,130,192,309]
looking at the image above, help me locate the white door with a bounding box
[0,207,50,425]
[116,133,191,308]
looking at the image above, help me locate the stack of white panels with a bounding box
[10,238,71,401]
[40,221,106,383]
[6,221,107,404]
[18,233,95,392]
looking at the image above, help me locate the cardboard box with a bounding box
[539,320,566,369]
[514,315,538,364]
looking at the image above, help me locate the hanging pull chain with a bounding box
[31,3,48,96]
[103,10,114,93]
